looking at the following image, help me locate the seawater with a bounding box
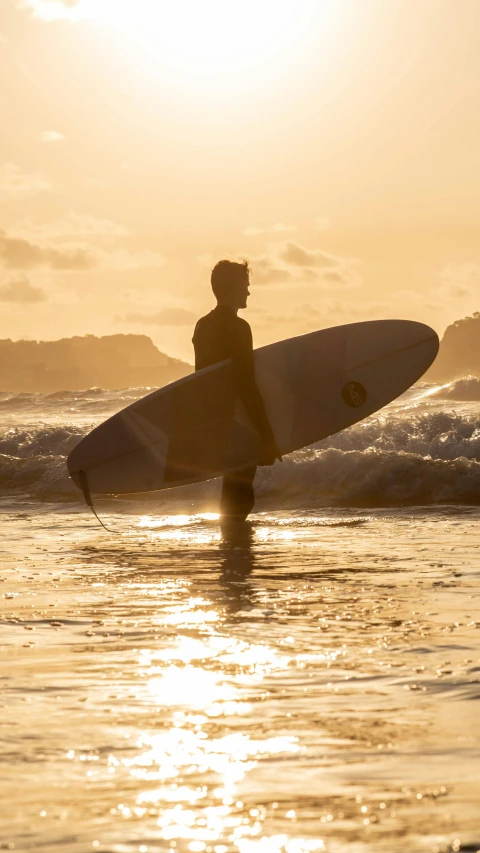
[0,380,479,852]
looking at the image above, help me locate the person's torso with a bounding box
[193,306,249,371]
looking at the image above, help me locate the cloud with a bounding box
[196,243,359,289]
[0,163,51,196]
[41,130,66,143]
[279,241,339,269]
[15,214,128,244]
[0,230,95,270]
[196,240,358,289]
[195,251,291,284]
[256,298,409,332]
[281,241,360,288]
[421,262,480,320]
[1,218,163,272]
[246,241,361,289]
[437,262,480,300]
[248,254,296,285]
[322,268,356,286]
[244,223,297,237]
[103,249,164,270]
[119,307,197,326]
[0,275,46,303]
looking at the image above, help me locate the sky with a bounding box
[1,0,479,362]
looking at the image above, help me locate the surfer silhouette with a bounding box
[193,260,281,522]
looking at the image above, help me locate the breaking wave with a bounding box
[319,410,480,460]
[255,448,480,508]
[1,405,480,507]
[0,387,150,416]
[431,375,480,401]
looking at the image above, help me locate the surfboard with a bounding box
[67,320,439,495]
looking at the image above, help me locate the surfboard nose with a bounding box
[405,320,439,349]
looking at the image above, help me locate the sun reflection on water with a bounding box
[147,665,238,708]
[139,636,290,672]
[138,513,220,528]
[162,604,220,627]
[255,527,300,543]
[72,516,338,852]
[112,615,321,850]
[136,513,223,544]
[127,724,301,846]
[237,838,325,853]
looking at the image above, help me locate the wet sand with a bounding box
[1,506,479,852]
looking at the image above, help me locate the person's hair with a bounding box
[211,259,249,301]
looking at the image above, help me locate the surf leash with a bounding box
[78,469,117,534]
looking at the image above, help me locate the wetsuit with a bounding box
[193,305,274,521]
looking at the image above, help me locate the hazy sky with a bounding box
[1,0,479,361]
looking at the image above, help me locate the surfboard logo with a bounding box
[342,381,367,407]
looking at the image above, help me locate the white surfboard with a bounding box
[67,320,439,495]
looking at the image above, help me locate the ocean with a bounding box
[1,379,479,852]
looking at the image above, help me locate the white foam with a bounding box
[1,382,480,506]
[431,375,480,401]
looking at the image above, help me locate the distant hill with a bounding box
[0,334,192,392]
[427,312,480,381]
[3,315,476,392]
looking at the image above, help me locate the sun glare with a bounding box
[25,0,338,84]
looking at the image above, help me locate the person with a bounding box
[192,259,281,522]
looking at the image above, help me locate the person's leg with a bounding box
[220,465,257,522]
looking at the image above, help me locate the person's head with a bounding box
[211,259,250,311]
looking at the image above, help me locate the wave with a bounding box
[1,377,479,410]
[0,453,77,500]
[431,375,480,401]
[2,409,480,462]
[0,426,83,458]
[255,448,480,508]
[1,392,480,507]
[320,410,480,460]
[0,387,151,415]
[2,446,480,509]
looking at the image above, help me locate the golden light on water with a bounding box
[126,722,304,846]
[161,602,220,627]
[139,636,291,671]
[135,514,307,547]
[115,631,311,848]
[5,508,480,849]
[137,515,222,545]
[59,579,335,850]
[138,514,220,528]
[147,665,237,708]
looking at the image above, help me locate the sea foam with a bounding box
[1,382,479,507]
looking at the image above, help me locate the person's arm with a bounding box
[231,322,281,463]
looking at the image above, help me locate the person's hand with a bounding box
[258,438,283,466]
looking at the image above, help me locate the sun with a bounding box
[24,0,339,82]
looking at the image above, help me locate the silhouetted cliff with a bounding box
[427,313,480,381]
[0,334,192,392]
